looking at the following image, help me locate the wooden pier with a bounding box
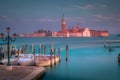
[0,65,45,80]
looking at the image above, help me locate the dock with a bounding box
[0,65,45,80]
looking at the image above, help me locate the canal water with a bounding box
[1,36,120,80]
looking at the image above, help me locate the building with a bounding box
[52,15,109,37]
[19,32,46,37]
[19,29,52,37]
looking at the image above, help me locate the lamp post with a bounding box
[0,27,16,71]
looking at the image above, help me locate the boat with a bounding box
[1,55,18,65]
[35,55,60,67]
[17,54,34,66]
[1,54,60,66]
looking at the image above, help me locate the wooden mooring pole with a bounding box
[54,48,56,65]
[58,48,61,62]
[44,45,46,56]
[109,43,112,52]
[66,44,68,62]
[17,49,20,57]
[50,49,53,68]
[41,45,43,55]
[38,48,40,60]
[33,49,36,65]
[30,44,32,53]
[104,40,106,48]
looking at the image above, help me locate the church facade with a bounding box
[52,15,109,37]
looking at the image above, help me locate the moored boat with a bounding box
[35,55,60,67]
[17,54,34,66]
[1,55,18,65]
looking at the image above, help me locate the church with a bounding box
[52,15,109,37]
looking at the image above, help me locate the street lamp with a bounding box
[0,27,16,70]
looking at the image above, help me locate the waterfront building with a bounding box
[19,32,46,37]
[19,29,52,38]
[52,15,109,37]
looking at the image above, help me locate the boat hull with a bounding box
[36,56,60,67]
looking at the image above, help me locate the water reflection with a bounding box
[65,61,69,79]
[117,62,120,66]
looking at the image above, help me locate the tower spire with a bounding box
[62,13,65,23]
[61,14,66,32]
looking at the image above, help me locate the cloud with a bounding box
[91,14,112,22]
[117,19,120,22]
[21,17,59,23]
[64,17,86,24]
[74,4,94,10]
[100,5,107,8]
[0,16,13,23]
[39,17,59,23]
[74,4,107,10]
[65,17,77,22]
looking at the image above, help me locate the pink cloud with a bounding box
[0,16,13,23]
[90,18,101,22]
[116,19,120,22]
[21,17,59,23]
[91,14,112,22]
[64,17,86,24]
[65,17,77,22]
[39,17,59,22]
[76,17,86,23]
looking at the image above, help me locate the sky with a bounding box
[0,0,120,34]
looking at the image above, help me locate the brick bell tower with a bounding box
[61,14,66,32]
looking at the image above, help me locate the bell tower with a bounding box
[61,14,66,32]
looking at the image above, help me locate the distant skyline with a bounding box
[0,0,120,34]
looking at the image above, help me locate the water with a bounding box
[1,36,120,80]
[42,48,120,80]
